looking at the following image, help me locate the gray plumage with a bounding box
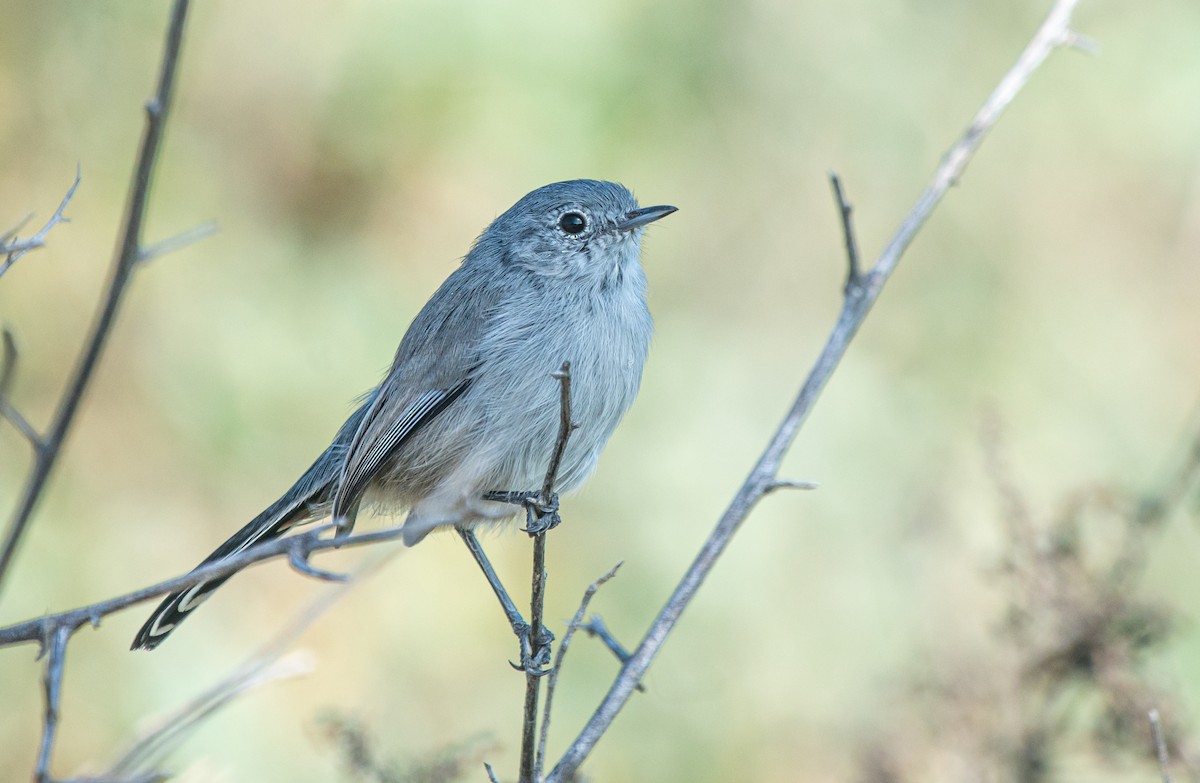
[132,179,674,650]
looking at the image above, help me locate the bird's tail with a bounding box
[130,489,320,651]
[131,396,375,651]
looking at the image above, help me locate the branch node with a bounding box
[764,478,819,494]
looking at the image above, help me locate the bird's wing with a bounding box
[330,376,472,530]
[328,257,510,531]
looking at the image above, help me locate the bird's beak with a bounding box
[616,204,677,232]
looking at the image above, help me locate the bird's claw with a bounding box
[510,621,555,676]
[482,490,562,536]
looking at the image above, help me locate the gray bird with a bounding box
[132,179,675,650]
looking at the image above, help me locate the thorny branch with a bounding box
[547,1,1089,779]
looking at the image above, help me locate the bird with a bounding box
[132,179,675,651]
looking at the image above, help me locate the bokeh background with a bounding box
[2,0,1199,780]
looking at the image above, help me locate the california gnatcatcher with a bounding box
[132,179,675,650]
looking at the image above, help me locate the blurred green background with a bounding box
[2,0,1199,780]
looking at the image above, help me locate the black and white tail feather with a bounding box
[130,379,470,651]
[130,404,366,651]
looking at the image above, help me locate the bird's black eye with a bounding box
[558,211,587,235]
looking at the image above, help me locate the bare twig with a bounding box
[763,478,819,494]
[541,362,577,502]
[0,328,18,398]
[535,563,622,781]
[0,329,45,450]
[0,0,195,593]
[1149,709,1174,783]
[579,617,640,676]
[521,532,548,783]
[517,361,575,783]
[0,214,33,247]
[136,221,217,265]
[548,2,1087,779]
[829,173,861,294]
[0,168,81,280]
[0,522,413,649]
[34,626,69,783]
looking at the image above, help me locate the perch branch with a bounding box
[548,1,1086,779]
[517,361,575,783]
[0,522,415,649]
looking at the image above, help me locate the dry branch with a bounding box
[0,168,80,280]
[547,1,1088,779]
[0,0,197,594]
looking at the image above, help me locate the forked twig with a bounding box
[534,563,623,781]
[0,168,81,280]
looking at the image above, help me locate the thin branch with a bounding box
[548,1,1087,779]
[0,167,81,280]
[0,329,45,450]
[763,478,819,494]
[1149,709,1174,783]
[535,563,622,781]
[579,617,640,677]
[519,361,575,783]
[829,173,861,294]
[0,214,34,247]
[136,221,217,265]
[0,328,19,397]
[34,626,69,783]
[0,0,192,593]
[541,361,576,502]
[0,522,412,649]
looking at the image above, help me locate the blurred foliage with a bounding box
[2,0,1199,781]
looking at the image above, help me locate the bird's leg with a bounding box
[457,527,552,676]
